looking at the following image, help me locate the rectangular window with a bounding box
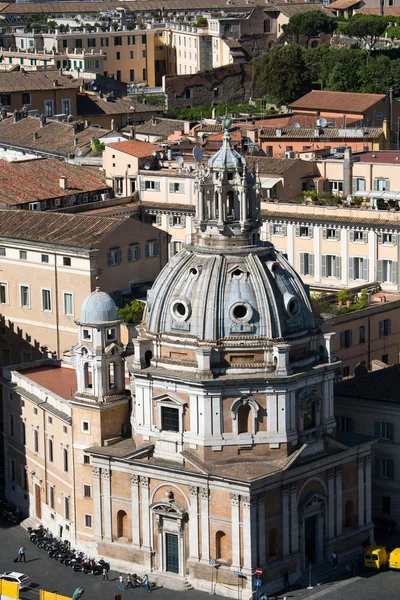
[82,420,90,433]
[142,180,160,191]
[0,246,6,256]
[328,181,343,193]
[169,182,185,194]
[351,230,367,243]
[64,495,70,520]
[142,34,146,44]
[161,406,180,432]
[379,318,391,338]
[270,224,287,236]
[142,49,147,58]
[116,51,121,60]
[171,241,183,257]
[64,293,74,316]
[299,252,314,277]
[349,257,368,281]
[382,233,395,245]
[63,447,69,473]
[75,39,83,49]
[340,329,352,349]
[143,68,147,80]
[114,36,122,46]
[130,69,135,81]
[49,486,55,510]
[88,38,96,47]
[33,428,39,453]
[359,325,366,344]
[326,228,337,239]
[44,100,54,117]
[83,455,90,465]
[378,457,394,479]
[378,260,397,284]
[41,254,49,263]
[107,248,122,267]
[128,35,135,45]
[9,413,14,437]
[61,99,71,115]
[48,416,52,425]
[20,250,27,260]
[84,514,92,528]
[375,421,394,441]
[22,92,31,105]
[63,256,71,266]
[21,421,26,445]
[0,282,7,304]
[382,496,391,515]
[128,245,141,262]
[145,240,160,259]
[20,285,30,308]
[0,94,11,106]
[374,178,390,192]
[83,485,91,498]
[48,438,54,462]
[353,178,366,192]
[297,226,312,238]
[338,416,352,432]
[101,37,109,47]
[114,177,123,194]
[322,255,341,279]
[42,289,52,312]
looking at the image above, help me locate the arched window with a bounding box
[215,191,219,219]
[264,19,271,33]
[303,401,316,429]
[108,362,115,390]
[344,499,354,528]
[311,40,318,48]
[145,350,153,367]
[83,363,92,389]
[269,528,278,557]
[238,404,251,434]
[215,530,228,561]
[227,190,234,217]
[117,510,128,539]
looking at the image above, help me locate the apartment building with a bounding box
[0,210,168,366]
[0,47,105,77]
[0,70,79,117]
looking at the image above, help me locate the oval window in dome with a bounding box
[170,298,191,322]
[229,301,253,324]
[233,304,247,319]
[189,267,198,277]
[285,294,300,317]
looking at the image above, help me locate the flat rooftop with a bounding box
[353,151,400,164]
[21,365,77,400]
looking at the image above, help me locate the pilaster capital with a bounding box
[200,487,209,500]
[102,468,110,481]
[327,468,335,480]
[230,493,239,506]
[242,495,257,508]
[365,455,372,466]
[190,486,198,498]
[282,485,290,497]
[92,466,100,479]
[335,466,342,477]
[358,457,365,467]
[130,474,139,486]
[290,483,297,495]
[141,476,149,488]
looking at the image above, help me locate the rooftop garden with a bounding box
[312,288,369,318]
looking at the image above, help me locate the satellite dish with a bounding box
[292,122,301,129]
[319,117,328,127]
[144,162,151,170]
[75,149,82,157]
[193,146,203,163]
[176,156,184,166]
[152,150,157,156]
[157,151,164,160]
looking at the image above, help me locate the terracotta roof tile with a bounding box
[77,93,160,117]
[0,159,108,206]
[275,2,332,17]
[135,118,187,138]
[261,209,400,228]
[289,90,386,113]
[358,7,400,14]
[259,126,383,139]
[0,70,79,93]
[108,139,162,158]
[328,0,362,9]
[0,209,126,248]
[246,156,302,174]
[335,363,400,403]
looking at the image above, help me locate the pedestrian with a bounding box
[125,574,134,590]
[132,574,138,588]
[119,574,125,592]
[332,550,338,568]
[143,574,150,592]
[357,552,363,570]
[103,567,109,583]
[283,569,290,591]
[17,547,26,562]
[345,562,351,578]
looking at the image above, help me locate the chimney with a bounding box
[72,122,79,135]
[152,117,158,126]
[13,110,19,123]
[84,119,90,128]
[39,114,46,128]
[343,146,353,197]
[74,136,78,146]
[59,176,68,190]
[111,118,116,131]
[129,128,135,139]
[53,79,58,87]
[33,131,38,141]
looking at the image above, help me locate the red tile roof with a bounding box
[22,366,77,399]
[289,90,386,113]
[328,0,361,9]
[108,139,161,158]
[0,70,80,93]
[0,159,108,206]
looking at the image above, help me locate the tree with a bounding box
[343,15,387,63]
[254,45,312,105]
[117,300,145,325]
[324,47,365,91]
[90,138,105,155]
[362,54,393,93]
[282,10,337,47]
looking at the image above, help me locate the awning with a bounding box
[354,190,400,200]
[260,177,282,189]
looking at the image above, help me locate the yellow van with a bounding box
[364,546,389,570]
[389,548,400,570]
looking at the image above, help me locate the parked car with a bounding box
[390,548,400,570]
[364,546,389,570]
[0,572,31,589]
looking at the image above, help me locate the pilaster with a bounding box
[282,486,290,558]
[327,469,335,540]
[102,468,112,542]
[242,495,257,570]
[258,494,266,565]
[335,467,342,537]
[189,487,199,560]
[230,493,240,568]
[131,475,140,545]
[290,483,299,554]
[200,487,210,561]
[365,455,372,525]
[141,476,151,548]
[358,457,365,528]
[92,467,102,540]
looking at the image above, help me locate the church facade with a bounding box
[2,123,374,596]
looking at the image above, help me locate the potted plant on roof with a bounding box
[337,289,348,307]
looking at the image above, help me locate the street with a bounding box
[2,520,400,600]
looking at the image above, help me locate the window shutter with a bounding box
[349,257,354,280]
[145,244,150,259]
[392,261,397,285]
[335,229,341,241]
[321,255,327,278]
[373,179,378,191]
[389,422,395,441]
[169,243,174,258]
[156,215,162,226]
[137,246,141,260]
[362,231,368,243]
[388,319,392,335]
[117,249,122,265]
[155,181,160,191]
[154,240,160,256]
[309,254,314,276]
[308,227,313,239]
[269,224,274,236]
[393,234,398,246]
[379,320,384,338]
[363,258,369,281]
[169,215,174,226]
[340,331,345,349]
[377,260,383,283]
[299,252,305,275]
[169,182,174,193]
[282,225,287,236]
[107,252,112,267]
[140,181,145,192]
[352,178,357,193]
[336,256,341,279]
[378,233,383,245]
[296,226,300,237]
[181,216,186,227]
[128,248,132,262]
[350,230,354,242]
[322,228,327,240]
[375,421,381,438]
[386,179,390,192]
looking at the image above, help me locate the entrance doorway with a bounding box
[35,484,41,519]
[165,533,179,573]
[304,515,317,565]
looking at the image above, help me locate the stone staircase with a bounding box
[151,572,193,591]
[296,561,338,589]
[20,516,41,531]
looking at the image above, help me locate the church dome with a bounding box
[79,287,118,324]
[145,244,317,342]
[208,118,246,171]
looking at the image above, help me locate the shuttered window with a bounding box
[350,230,368,243]
[299,252,314,276]
[340,329,352,349]
[375,421,394,441]
[379,319,391,338]
[107,249,122,267]
[349,257,369,281]
[377,260,397,284]
[322,255,341,278]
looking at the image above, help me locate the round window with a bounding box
[170,298,191,321]
[284,294,300,317]
[229,301,253,324]
[233,304,247,319]
[189,267,198,277]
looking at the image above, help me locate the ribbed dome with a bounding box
[145,244,317,342]
[79,287,118,324]
[208,120,246,171]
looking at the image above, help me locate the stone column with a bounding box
[365,455,372,525]
[358,457,365,528]
[258,495,266,565]
[242,495,257,570]
[314,225,321,283]
[282,486,290,558]
[290,484,299,554]
[131,475,140,545]
[141,476,151,548]
[189,487,199,560]
[230,493,240,568]
[327,469,335,540]
[200,487,209,561]
[102,468,112,542]
[335,467,342,537]
[92,467,102,540]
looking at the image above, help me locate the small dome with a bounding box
[79,287,118,324]
[208,125,246,171]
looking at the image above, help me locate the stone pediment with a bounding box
[300,492,326,514]
[104,342,121,355]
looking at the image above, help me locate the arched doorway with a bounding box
[238,404,251,434]
[117,510,128,539]
[150,501,187,576]
[145,350,153,367]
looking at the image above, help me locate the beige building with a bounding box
[0,47,105,77]
[0,210,168,366]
